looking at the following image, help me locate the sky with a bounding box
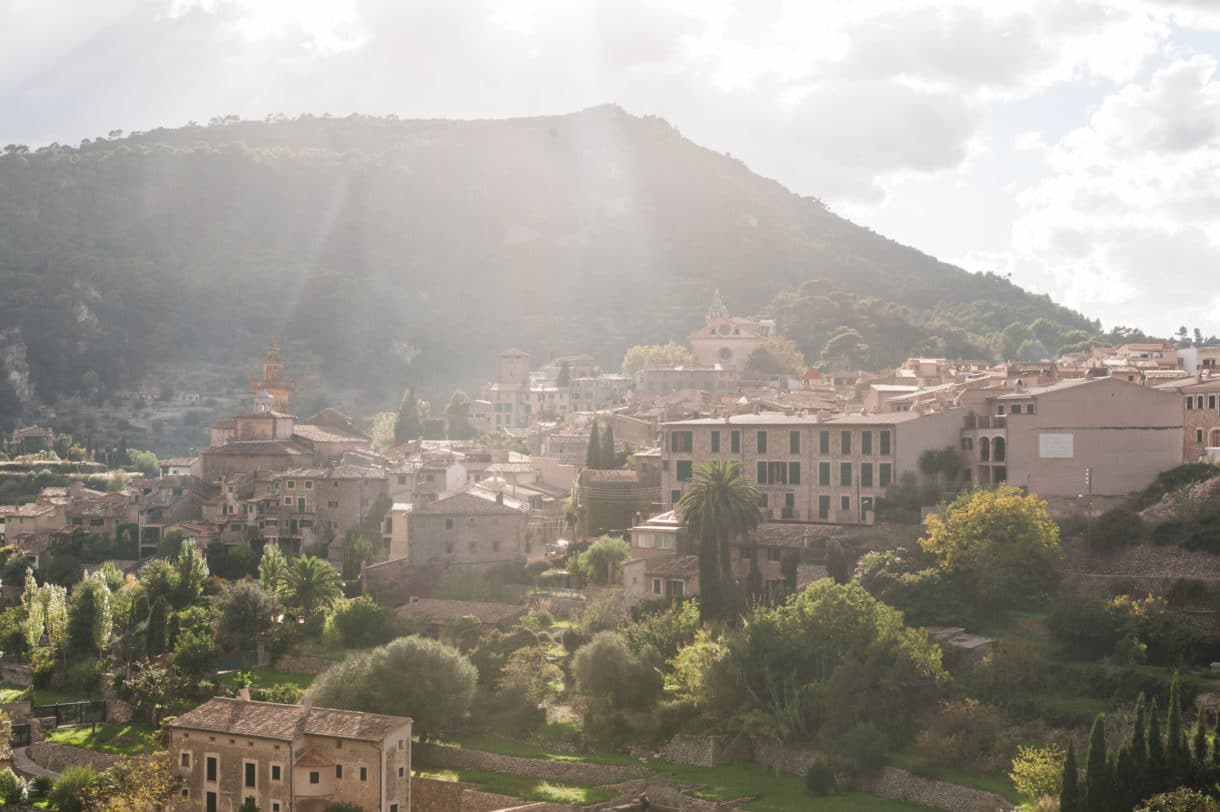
[3,0,1220,337]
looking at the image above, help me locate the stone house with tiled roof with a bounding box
[168,695,412,812]
[400,485,528,569]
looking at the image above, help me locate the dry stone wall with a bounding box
[412,776,467,812]
[28,741,120,773]
[414,743,648,785]
[270,654,340,675]
[864,766,1013,812]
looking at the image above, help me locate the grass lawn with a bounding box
[417,768,615,805]
[31,687,94,706]
[45,722,159,755]
[248,668,316,691]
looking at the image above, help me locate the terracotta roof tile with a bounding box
[169,698,409,742]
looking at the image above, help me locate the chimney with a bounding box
[237,687,251,702]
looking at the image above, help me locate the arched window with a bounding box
[980,436,991,462]
[993,436,1006,462]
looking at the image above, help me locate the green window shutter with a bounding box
[818,495,830,519]
[841,431,851,454]
[819,462,830,486]
[861,431,872,455]
[789,462,801,485]
[731,431,741,453]
[789,431,800,454]
[840,463,852,486]
[880,431,891,455]
[757,431,767,453]
[819,431,829,454]
[757,461,767,484]
[711,431,720,453]
[861,463,873,488]
[676,460,693,481]
[880,463,892,487]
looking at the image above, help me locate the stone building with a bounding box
[687,290,777,375]
[168,695,412,812]
[1156,373,1220,462]
[399,484,529,568]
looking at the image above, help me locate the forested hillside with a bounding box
[0,105,1098,416]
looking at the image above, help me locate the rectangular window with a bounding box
[398,474,407,485]
[1011,404,1022,414]
[711,431,720,453]
[445,519,453,530]
[336,764,343,779]
[1187,397,1194,410]
[1197,429,1204,442]
[757,431,767,453]
[272,803,282,812]
[819,431,830,454]
[840,463,852,487]
[861,463,873,488]
[671,490,681,505]
[818,495,830,520]
[818,462,830,486]
[304,480,312,489]
[861,431,872,455]
[652,578,662,595]
[676,460,693,481]
[671,580,685,598]
[467,541,477,553]
[245,761,256,788]
[997,404,1006,415]
[206,792,217,812]
[286,481,295,490]
[789,431,800,454]
[767,547,782,562]
[731,431,741,453]
[757,461,767,485]
[1198,396,1205,409]
[880,431,891,455]
[271,764,282,782]
[181,752,192,769]
[789,462,801,485]
[880,463,892,488]
[1211,395,1217,410]
[841,431,851,454]
[670,431,693,453]
[206,756,218,783]
[310,772,320,785]
[841,495,850,511]
[768,462,787,484]
[283,497,292,506]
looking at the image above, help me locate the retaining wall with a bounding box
[864,766,1013,812]
[414,743,648,785]
[28,741,121,773]
[0,662,31,687]
[270,654,340,676]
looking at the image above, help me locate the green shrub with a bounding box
[50,764,97,812]
[837,721,889,777]
[1128,464,1219,511]
[805,763,837,796]
[257,683,304,704]
[1091,507,1147,553]
[0,768,29,805]
[31,774,54,797]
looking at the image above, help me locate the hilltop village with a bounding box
[0,293,1219,811]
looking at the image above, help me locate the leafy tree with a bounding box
[394,387,421,444]
[824,537,850,584]
[306,636,477,739]
[341,531,374,580]
[67,576,112,656]
[623,599,701,659]
[171,627,218,675]
[1137,788,1220,811]
[214,581,279,652]
[329,596,392,649]
[1085,714,1109,812]
[1150,698,1166,789]
[919,485,1062,617]
[746,336,807,376]
[499,644,563,703]
[172,539,208,609]
[677,460,761,619]
[821,328,870,370]
[257,543,289,591]
[80,753,179,812]
[283,555,344,619]
[1190,703,1208,773]
[50,764,97,812]
[622,342,696,376]
[1167,672,1188,781]
[586,420,601,470]
[573,631,662,710]
[445,389,475,440]
[0,767,27,806]
[0,709,10,763]
[1010,744,1062,806]
[146,596,170,655]
[1115,743,1139,812]
[21,569,43,650]
[1060,741,1080,812]
[577,536,630,585]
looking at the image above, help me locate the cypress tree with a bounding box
[1114,743,1137,812]
[1132,693,1149,771]
[1192,702,1209,770]
[1213,706,1220,767]
[556,361,570,388]
[145,595,169,655]
[1168,673,1186,780]
[1060,741,1080,812]
[394,387,421,444]
[1085,714,1109,812]
[67,584,99,656]
[601,422,616,468]
[1149,698,1166,794]
[586,421,600,470]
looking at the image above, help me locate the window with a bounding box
[652,578,662,595]
[997,405,1006,415]
[819,431,830,454]
[670,580,685,598]
[879,431,891,455]
[445,543,454,555]
[283,497,292,506]
[206,756,218,783]
[272,802,282,812]
[305,480,312,489]
[1187,396,1194,410]
[180,752,192,769]
[841,431,851,454]
[676,460,693,481]
[767,547,782,562]
[841,495,850,511]
[818,495,830,520]
[445,519,454,530]
[757,431,767,453]
[840,463,852,486]
[757,461,767,484]
[230,522,241,531]
[468,541,478,553]
[271,764,282,782]
[861,463,873,488]
[1198,396,1205,409]
[768,462,788,484]
[287,480,295,490]
[880,464,892,488]
[245,761,257,788]
[206,792,217,812]
[310,772,320,785]
[818,462,830,486]
[790,431,800,454]
[789,462,801,485]
[711,431,720,453]
[759,492,768,508]
[492,541,501,552]
[670,431,693,453]
[182,789,190,799]
[1028,403,1036,414]
[398,474,407,485]
[327,500,339,509]
[336,764,344,779]
[1212,395,1218,410]
[861,431,872,455]
[671,490,682,504]
[391,805,399,812]
[731,431,741,453]
[1198,429,1204,442]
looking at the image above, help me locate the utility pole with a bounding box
[1084,466,1093,557]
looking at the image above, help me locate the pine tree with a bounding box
[394,387,421,444]
[1167,672,1187,781]
[601,422,616,468]
[1149,698,1166,794]
[1085,714,1109,812]
[586,421,601,470]
[1060,741,1080,812]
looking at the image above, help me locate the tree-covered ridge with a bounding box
[0,107,1099,410]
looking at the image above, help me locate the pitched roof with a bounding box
[204,441,307,457]
[169,698,410,742]
[292,424,371,444]
[643,555,700,578]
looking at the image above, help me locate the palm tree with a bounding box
[677,460,762,619]
[283,555,344,618]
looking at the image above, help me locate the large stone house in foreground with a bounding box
[168,696,412,812]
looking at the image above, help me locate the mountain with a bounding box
[0,105,1096,417]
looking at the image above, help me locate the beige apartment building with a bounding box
[168,696,412,812]
[660,410,962,525]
